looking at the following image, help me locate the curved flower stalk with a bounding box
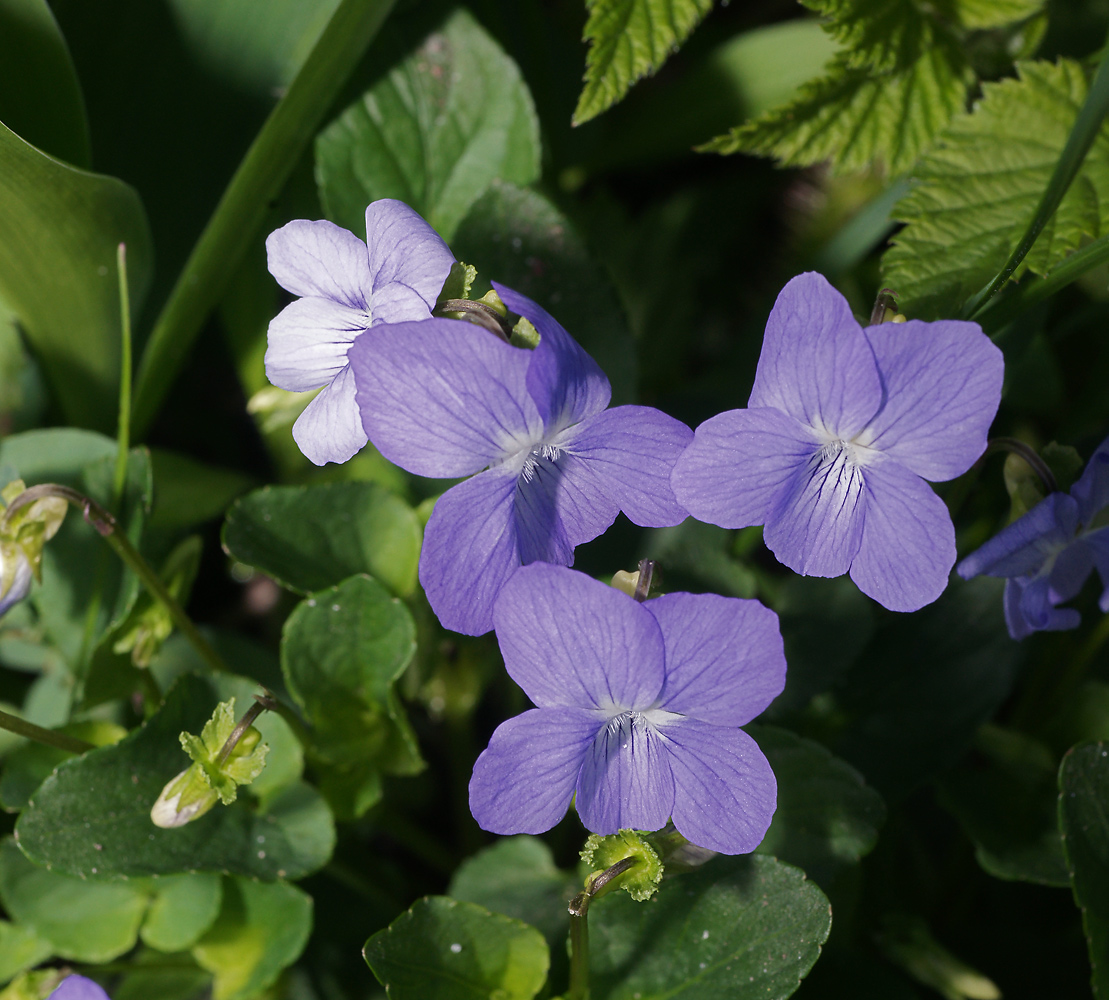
[958,434,1109,638]
[265,199,455,465]
[672,272,1004,612]
[468,564,785,854]
[349,285,692,635]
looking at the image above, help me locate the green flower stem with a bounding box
[130,0,398,435]
[567,856,639,1000]
[113,242,132,505]
[215,695,274,764]
[0,707,94,754]
[982,437,1058,494]
[965,31,1109,318]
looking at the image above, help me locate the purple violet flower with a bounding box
[957,435,1109,638]
[348,285,692,635]
[47,976,110,1000]
[265,199,455,466]
[672,272,1004,612]
[468,563,784,853]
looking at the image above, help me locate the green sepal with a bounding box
[0,479,66,589]
[179,698,269,805]
[436,261,478,305]
[580,829,663,902]
[509,316,540,349]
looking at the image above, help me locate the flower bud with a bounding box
[150,764,220,828]
[0,479,66,619]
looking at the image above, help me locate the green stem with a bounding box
[0,707,94,754]
[130,0,398,435]
[965,34,1109,318]
[566,857,639,1000]
[113,243,132,504]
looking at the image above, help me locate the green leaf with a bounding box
[192,877,312,1000]
[0,921,52,985]
[938,725,1068,886]
[951,0,1045,30]
[589,854,831,999]
[451,182,637,405]
[1060,742,1109,996]
[0,838,147,963]
[148,449,254,531]
[0,121,151,431]
[14,674,333,882]
[140,873,223,952]
[222,482,422,597]
[112,950,211,1000]
[0,0,90,166]
[364,896,549,1000]
[882,58,1109,318]
[750,725,886,887]
[574,0,713,125]
[315,7,540,242]
[644,521,758,599]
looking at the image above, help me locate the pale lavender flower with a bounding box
[348,285,692,635]
[672,272,1004,612]
[468,564,784,853]
[957,435,1109,638]
[47,976,110,1000]
[265,199,455,465]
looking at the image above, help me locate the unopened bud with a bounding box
[151,764,220,828]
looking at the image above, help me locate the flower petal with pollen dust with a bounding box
[291,366,370,467]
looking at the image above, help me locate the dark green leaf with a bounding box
[1060,742,1109,996]
[222,482,422,597]
[590,854,831,999]
[750,725,886,887]
[364,896,549,1000]
[14,674,333,881]
[644,521,758,599]
[140,873,223,953]
[574,0,713,125]
[148,449,255,530]
[316,7,539,242]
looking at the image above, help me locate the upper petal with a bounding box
[494,283,611,430]
[566,406,692,527]
[748,272,883,439]
[1072,434,1109,526]
[662,720,777,855]
[763,442,866,579]
[291,366,368,466]
[349,318,542,478]
[266,219,371,308]
[575,714,675,836]
[492,563,665,712]
[265,297,368,392]
[468,707,599,836]
[419,469,520,636]
[364,199,456,324]
[671,407,817,529]
[646,592,786,726]
[861,319,1003,481]
[957,493,1080,580]
[849,459,955,611]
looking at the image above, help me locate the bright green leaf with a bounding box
[0,838,148,963]
[315,7,539,241]
[589,854,831,999]
[574,0,713,125]
[140,872,223,953]
[14,674,333,882]
[192,877,312,1000]
[883,58,1109,318]
[364,896,549,1000]
[0,920,52,985]
[222,482,422,597]
[951,0,1045,30]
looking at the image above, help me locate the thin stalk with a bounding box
[0,708,94,754]
[215,694,275,764]
[965,34,1109,318]
[567,857,639,1000]
[982,437,1058,494]
[113,243,132,504]
[131,0,398,435]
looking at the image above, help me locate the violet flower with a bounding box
[957,435,1109,638]
[672,272,1004,612]
[47,976,110,1000]
[349,285,691,635]
[468,563,784,854]
[265,200,455,465]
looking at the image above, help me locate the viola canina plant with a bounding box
[672,273,1004,612]
[12,2,1109,999]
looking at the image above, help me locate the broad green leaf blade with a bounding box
[883,58,1109,318]
[140,873,223,953]
[222,482,422,597]
[1060,742,1109,997]
[0,0,90,166]
[590,854,831,999]
[14,674,334,882]
[0,121,151,431]
[0,838,148,963]
[148,449,254,530]
[574,0,713,125]
[364,896,549,1000]
[750,725,886,887]
[316,7,540,241]
[192,877,312,1000]
[0,920,52,983]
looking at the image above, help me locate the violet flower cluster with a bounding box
[958,435,1109,638]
